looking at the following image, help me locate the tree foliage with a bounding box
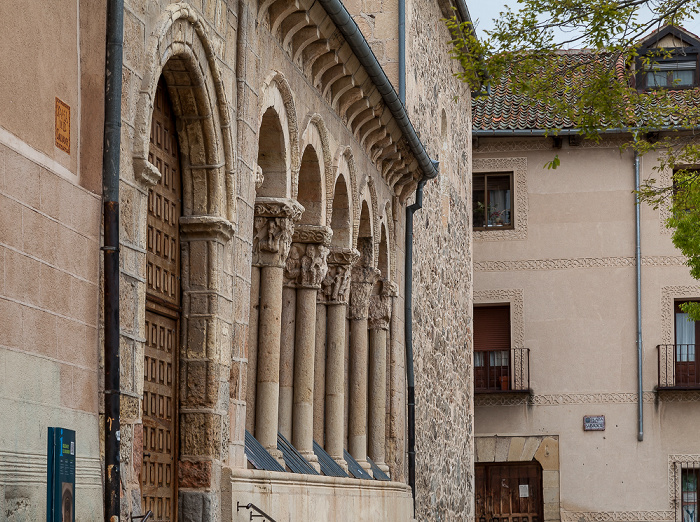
[447,0,700,318]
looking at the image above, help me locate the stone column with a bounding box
[278,250,299,440]
[322,248,359,470]
[348,238,379,472]
[368,279,397,477]
[313,297,326,445]
[291,226,332,472]
[252,198,303,463]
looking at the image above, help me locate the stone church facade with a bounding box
[0,0,472,520]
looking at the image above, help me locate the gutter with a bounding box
[102,0,124,519]
[316,0,439,180]
[473,125,700,137]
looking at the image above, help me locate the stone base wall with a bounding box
[224,469,414,522]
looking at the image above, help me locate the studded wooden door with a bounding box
[142,78,181,522]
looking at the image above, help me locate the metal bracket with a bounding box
[131,511,153,522]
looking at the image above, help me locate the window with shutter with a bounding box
[474,306,511,392]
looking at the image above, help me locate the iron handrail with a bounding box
[657,344,700,389]
[474,347,530,393]
[237,502,277,522]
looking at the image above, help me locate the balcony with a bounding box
[475,348,531,394]
[657,344,700,390]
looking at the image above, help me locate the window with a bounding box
[682,466,699,522]
[474,305,511,391]
[473,172,513,229]
[645,59,698,88]
[675,301,700,387]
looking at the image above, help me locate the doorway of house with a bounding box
[475,461,544,522]
[141,77,181,522]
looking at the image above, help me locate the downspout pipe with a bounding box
[404,178,426,512]
[398,0,405,103]
[634,147,644,442]
[102,0,124,519]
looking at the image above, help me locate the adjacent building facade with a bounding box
[472,26,700,522]
[0,0,473,521]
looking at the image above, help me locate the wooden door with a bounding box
[142,77,181,522]
[476,462,543,522]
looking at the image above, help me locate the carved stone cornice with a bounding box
[179,215,236,242]
[253,198,304,268]
[320,248,360,304]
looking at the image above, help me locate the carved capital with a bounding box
[285,242,330,289]
[368,279,396,330]
[349,266,380,320]
[283,225,332,288]
[320,248,360,305]
[253,198,304,268]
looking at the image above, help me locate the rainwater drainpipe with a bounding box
[634,147,644,442]
[404,177,426,511]
[102,0,124,519]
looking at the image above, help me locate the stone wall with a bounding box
[405,0,474,520]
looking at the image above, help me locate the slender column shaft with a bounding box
[292,287,318,461]
[369,328,388,470]
[246,266,261,433]
[278,285,296,439]
[348,315,369,465]
[313,302,327,445]
[255,265,284,454]
[325,303,347,462]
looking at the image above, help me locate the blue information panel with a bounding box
[47,427,75,522]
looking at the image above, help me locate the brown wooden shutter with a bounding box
[474,306,510,351]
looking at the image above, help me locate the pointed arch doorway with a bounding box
[142,78,181,522]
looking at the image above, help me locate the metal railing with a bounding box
[657,344,700,389]
[475,348,530,393]
[237,502,277,522]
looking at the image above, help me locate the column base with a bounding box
[377,461,390,478]
[330,455,349,473]
[299,450,321,473]
[267,447,286,468]
[357,458,372,474]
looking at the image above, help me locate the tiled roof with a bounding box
[472,50,700,132]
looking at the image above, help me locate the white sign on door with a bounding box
[519,484,529,498]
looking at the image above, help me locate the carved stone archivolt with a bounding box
[369,279,398,331]
[321,248,360,304]
[283,225,332,289]
[253,197,304,268]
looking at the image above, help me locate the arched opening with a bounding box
[297,145,323,225]
[330,174,351,248]
[358,200,372,245]
[257,107,288,198]
[142,76,181,521]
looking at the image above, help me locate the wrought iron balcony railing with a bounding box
[657,344,700,390]
[475,348,530,394]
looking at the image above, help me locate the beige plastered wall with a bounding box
[0,0,105,519]
[473,137,700,521]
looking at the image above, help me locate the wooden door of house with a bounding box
[675,301,699,387]
[142,78,181,522]
[475,462,543,522]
